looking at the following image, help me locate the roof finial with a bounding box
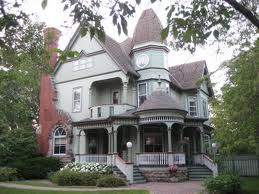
[158,75,161,89]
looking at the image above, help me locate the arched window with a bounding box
[53,128,66,155]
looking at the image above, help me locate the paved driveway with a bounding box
[130,181,204,194]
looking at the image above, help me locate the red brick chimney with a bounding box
[37,27,70,156]
[43,27,62,68]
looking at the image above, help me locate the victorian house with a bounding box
[38,9,217,183]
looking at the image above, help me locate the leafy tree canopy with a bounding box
[41,0,258,52]
[211,39,259,155]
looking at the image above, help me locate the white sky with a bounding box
[22,0,235,94]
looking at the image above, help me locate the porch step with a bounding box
[112,166,126,180]
[133,165,147,184]
[188,165,212,181]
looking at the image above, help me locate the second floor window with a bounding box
[112,91,119,104]
[202,99,208,118]
[97,107,101,117]
[109,106,114,116]
[72,87,82,112]
[138,83,147,106]
[188,96,197,116]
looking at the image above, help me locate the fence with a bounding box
[220,155,259,176]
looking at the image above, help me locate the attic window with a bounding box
[73,58,93,71]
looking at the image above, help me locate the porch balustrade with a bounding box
[193,153,218,176]
[75,154,109,165]
[136,153,186,166]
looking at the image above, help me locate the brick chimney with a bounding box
[43,27,62,68]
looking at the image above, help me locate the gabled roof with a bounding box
[169,60,214,96]
[132,8,165,47]
[136,90,186,113]
[54,26,138,77]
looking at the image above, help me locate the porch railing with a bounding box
[75,154,109,165]
[193,153,218,176]
[115,155,133,183]
[136,153,168,166]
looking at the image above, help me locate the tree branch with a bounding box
[224,0,259,29]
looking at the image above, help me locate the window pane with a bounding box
[97,107,101,117]
[109,106,114,116]
[113,92,119,104]
[60,145,66,154]
[139,96,147,106]
[73,101,81,111]
[139,83,146,95]
[54,146,60,154]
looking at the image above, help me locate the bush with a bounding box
[11,156,62,179]
[0,167,18,181]
[62,162,112,174]
[50,169,100,186]
[204,174,242,194]
[96,175,126,187]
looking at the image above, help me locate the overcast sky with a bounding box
[22,0,235,93]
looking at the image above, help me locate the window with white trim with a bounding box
[202,99,208,118]
[97,107,101,117]
[53,128,66,155]
[73,57,93,71]
[72,87,82,112]
[138,82,147,106]
[188,96,197,116]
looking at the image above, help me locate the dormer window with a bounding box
[188,96,197,117]
[73,57,93,71]
[138,82,147,106]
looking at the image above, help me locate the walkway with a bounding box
[0,181,205,194]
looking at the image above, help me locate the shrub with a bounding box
[62,162,112,174]
[11,156,62,179]
[96,175,126,187]
[204,174,242,194]
[50,169,100,186]
[0,167,18,181]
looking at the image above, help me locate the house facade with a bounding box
[38,8,216,181]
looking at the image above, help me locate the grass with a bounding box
[241,177,259,194]
[0,188,148,194]
[12,180,56,187]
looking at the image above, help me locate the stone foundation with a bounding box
[139,166,188,182]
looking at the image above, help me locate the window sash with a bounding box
[138,83,147,106]
[188,96,197,116]
[97,107,101,117]
[203,100,208,117]
[73,58,93,71]
[72,88,82,112]
[109,106,114,116]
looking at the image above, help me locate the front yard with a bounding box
[0,188,148,194]
[241,177,259,194]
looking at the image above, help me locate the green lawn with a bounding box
[12,180,56,187]
[0,188,148,194]
[241,177,259,194]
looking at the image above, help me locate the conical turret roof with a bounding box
[132,8,165,47]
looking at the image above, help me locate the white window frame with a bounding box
[73,57,93,71]
[202,99,208,118]
[188,96,198,117]
[109,106,114,116]
[111,89,120,104]
[97,107,102,117]
[138,82,148,107]
[72,87,82,112]
[53,128,66,156]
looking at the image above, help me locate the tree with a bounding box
[211,39,259,155]
[0,20,50,165]
[41,0,258,52]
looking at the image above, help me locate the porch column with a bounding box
[193,130,197,153]
[122,82,128,104]
[180,128,184,152]
[113,125,119,154]
[85,131,89,154]
[80,131,86,154]
[167,128,172,153]
[106,127,113,154]
[208,135,212,154]
[89,87,92,107]
[136,126,141,153]
[199,127,204,153]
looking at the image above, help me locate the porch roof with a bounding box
[135,90,187,113]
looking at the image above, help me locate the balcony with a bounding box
[90,104,136,119]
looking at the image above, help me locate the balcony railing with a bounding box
[90,104,135,119]
[75,154,109,165]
